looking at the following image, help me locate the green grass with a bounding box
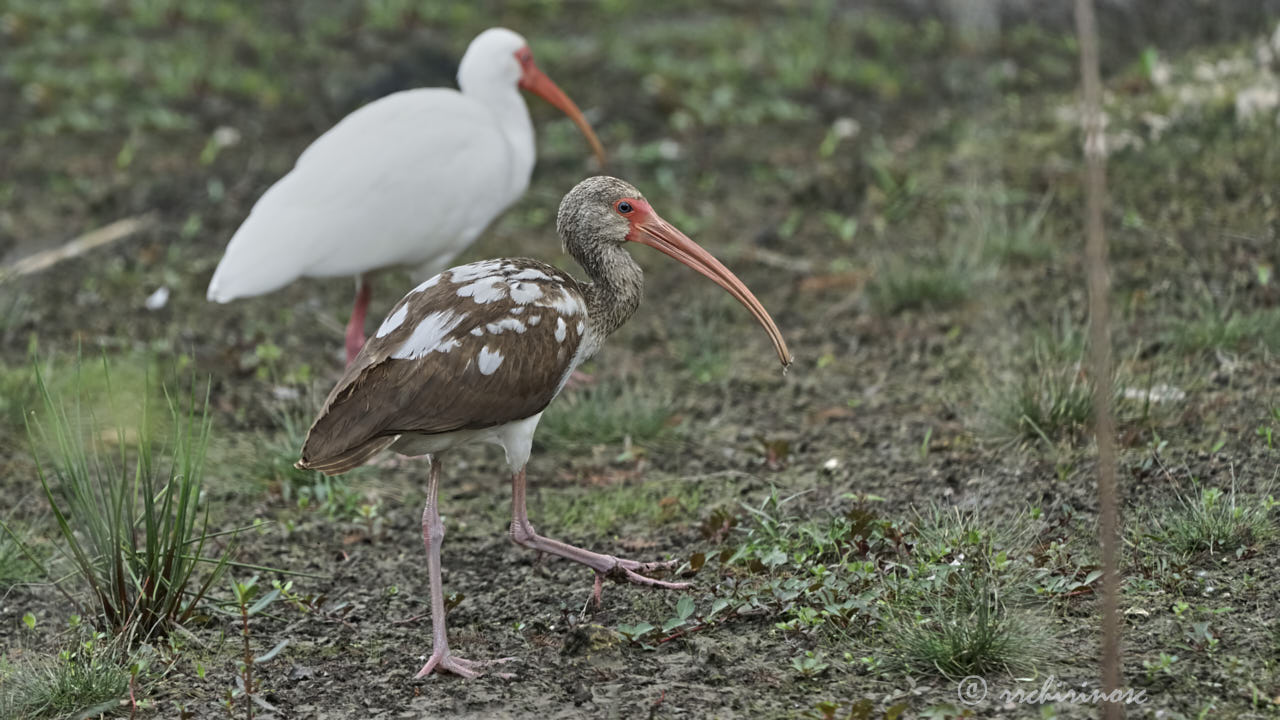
[613,494,1067,681]
[881,509,1056,677]
[1146,484,1275,559]
[867,249,980,315]
[0,640,129,720]
[987,339,1096,446]
[538,478,704,537]
[27,358,234,643]
[884,576,1051,677]
[0,523,43,589]
[968,189,1056,264]
[536,378,675,452]
[1165,305,1280,354]
[252,399,364,517]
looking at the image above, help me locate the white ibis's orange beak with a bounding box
[629,205,793,369]
[517,49,606,166]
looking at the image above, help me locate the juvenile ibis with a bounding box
[296,176,792,678]
[206,27,606,364]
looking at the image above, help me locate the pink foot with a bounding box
[592,558,689,607]
[415,650,515,680]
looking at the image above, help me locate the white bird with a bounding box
[206,27,605,364]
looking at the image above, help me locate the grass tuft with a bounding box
[970,190,1055,264]
[984,325,1121,447]
[881,508,1057,677]
[867,253,976,315]
[1147,484,1275,558]
[886,577,1050,677]
[0,642,129,720]
[1165,305,1280,354]
[27,357,235,643]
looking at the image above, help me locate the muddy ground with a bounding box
[1,2,1279,719]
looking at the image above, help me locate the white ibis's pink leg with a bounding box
[507,467,688,605]
[415,455,512,679]
[345,275,372,366]
[563,369,595,389]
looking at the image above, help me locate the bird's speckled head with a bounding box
[457,27,529,92]
[556,176,645,258]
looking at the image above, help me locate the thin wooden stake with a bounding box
[1073,1,1123,718]
[3,214,157,278]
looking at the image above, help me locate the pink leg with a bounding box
[415,455,512,679]
[564,369,595,389]
[507,467,688,605]
[345,275,371,366]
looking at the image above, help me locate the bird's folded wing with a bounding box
[298,258,589,471]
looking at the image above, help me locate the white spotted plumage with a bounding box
[486,317,527,334]
[393,309,468,360]
[376,305,409,338]
[476,346,504,375]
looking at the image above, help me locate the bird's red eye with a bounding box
[616,200,633,215]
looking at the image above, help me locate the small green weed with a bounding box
[225,576,287,719]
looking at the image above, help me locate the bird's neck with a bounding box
[462,84,536,190]
[581,245,644,347]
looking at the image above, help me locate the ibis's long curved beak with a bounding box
[519,63,607,166]
[632,212,793,369]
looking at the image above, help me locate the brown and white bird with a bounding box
[296,176,792,679]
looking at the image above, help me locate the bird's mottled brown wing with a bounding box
[298,258,589,473]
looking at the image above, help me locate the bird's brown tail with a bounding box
[296,434,400,476]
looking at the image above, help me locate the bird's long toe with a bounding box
[614,556,681,573]
[415,651,515,680]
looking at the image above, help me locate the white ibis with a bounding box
[296,176,792,678]
[206,27,606,364]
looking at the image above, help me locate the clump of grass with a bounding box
[1165,305,1280,354]
[27,358,234,643]
[984,323,1124,446]
[1147,484,1275,558]
[0,640,129,720]
[970,190,1055,264]
[867,248,981,315]
[885,577,1051,677]
[881,508,1057,677]
[536,378,674,452]
[994,356,1095,444]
